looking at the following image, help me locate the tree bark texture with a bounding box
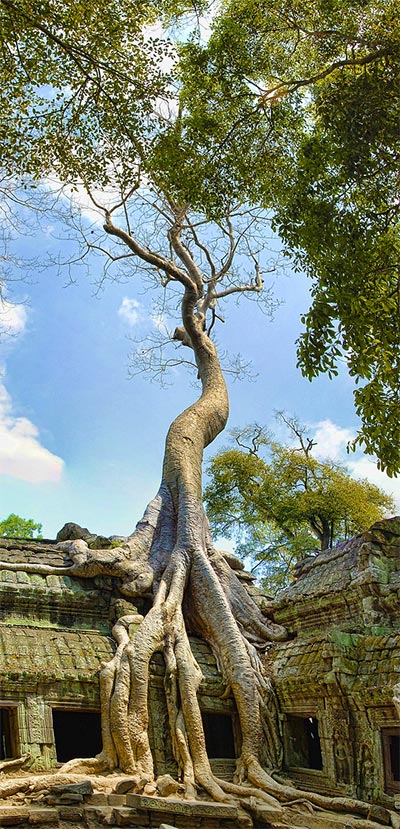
[0,264,396,828]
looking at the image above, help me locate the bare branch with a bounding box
[185,216,217,280]
[213,268,264,300]
[167,205,204,296]
[275,410,318,457]
[103,211,193,288]
[85,180,141,216]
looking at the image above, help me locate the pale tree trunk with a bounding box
[47,293,394,826]
[64,285,288,805]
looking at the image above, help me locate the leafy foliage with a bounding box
[205,422,395,594]
[174,0,400,474]
[0,0,174,183]
[0,513,42,538]
[0,0,399,472]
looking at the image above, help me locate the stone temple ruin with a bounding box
[0,516,399,827]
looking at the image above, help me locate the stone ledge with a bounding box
[28,810,59,825]
[0,799,254,828]
[0,807,60,827]
[108,794,127,806]
[112,808,149,826]
[125,794,239,819]
[0,808,30,826]
[57,807,83,822]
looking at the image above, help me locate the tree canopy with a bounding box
[0,0,179,187]
[176,0,400,474]
[0,513,42,538]
[0,0,398,472]
[205,419,395,594]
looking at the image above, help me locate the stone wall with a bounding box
[1,520,399,810]
[0,539,239,775]
[269,518,400,807]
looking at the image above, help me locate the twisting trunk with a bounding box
[55,283,287,807]
[0,228,393,827]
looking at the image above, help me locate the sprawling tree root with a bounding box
[0,293,397,829]
[0,755,31,773]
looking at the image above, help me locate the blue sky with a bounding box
[0,200,399,539]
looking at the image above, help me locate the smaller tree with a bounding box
[205,418,395,595]
[0,513,42,538]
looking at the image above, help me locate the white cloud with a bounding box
[348,457,400,511]
[310,418,400,511]
[0,381,64,483]
[42,175,124,226]
[311,419,354,462]
[0,299,27,336]
[151,311,170,332]
[118,297,141,326]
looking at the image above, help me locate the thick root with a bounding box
[216,777,282,810]
[0,755,31,773]
[0,774,127,800]
[240,757,398,828]
[58,754,114,775]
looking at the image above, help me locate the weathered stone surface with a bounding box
[108,795,127,806]
[87,535,112,550]
[0,808,29,826]
[90,794,109,806]
[125,795,238,819]
[84,805,113,824]
[56,523,91,542]
[235,570,256,583]
[267,812,347,829]
[236,807,253,828]
[51,780,93,797]
[155,776,183,797]
[112,808,149,826]
[115,779,143,795]
[251,802,282,823]
[0,625,114,684]
[147,817,196,829]
[28,808,59,824]
[57,807,84,821]
[143,784,157,796]
[58,793,84,804]
[219,550,244,571]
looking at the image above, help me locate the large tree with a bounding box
[0,1,398,824]
[0,195,386,825]
[205,420,395,594]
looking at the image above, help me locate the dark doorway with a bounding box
[382,729,400,792]
[0,708,15,760]
[52,709,102,763]
[201,712,236,759]
[285,715,323,770]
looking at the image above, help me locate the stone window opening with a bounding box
[201,711,237,759]
[52,708,102,763]
[382,728,400,792]
[284,714,323,771]
[0,706,18,760]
